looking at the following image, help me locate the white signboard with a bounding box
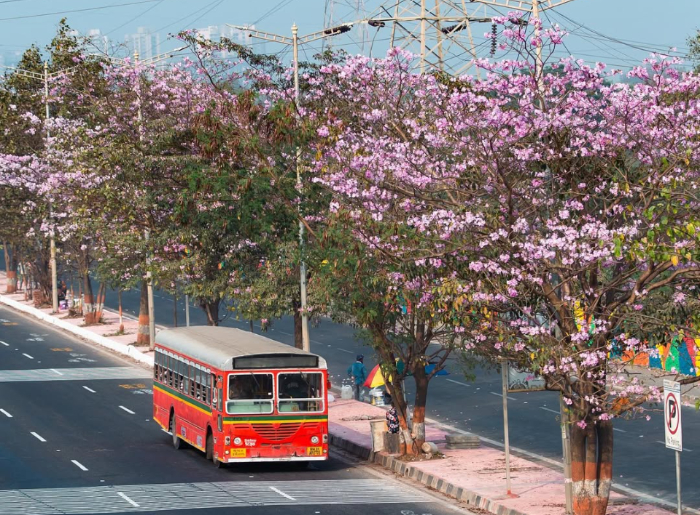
[664,380,682,452]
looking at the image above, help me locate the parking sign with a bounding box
[664,380,682,452]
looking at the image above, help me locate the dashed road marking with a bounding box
[72,460,88,471]
[539,407,559,414]
[119,406,135,415]
[337,348,353,354]
[446,379,470,387]
[22,353,34,360]
[30,432,46,442]
[613,428,626,433]
[83,386,96,393]
[490,392,516,401]
[0,341,8,347]
[0,409,12,418]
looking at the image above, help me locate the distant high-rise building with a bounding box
[125,27,161,60]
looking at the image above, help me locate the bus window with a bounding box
[154,351,159,381]
[194,367,202,400]
[226,374,273,414]
[203,373,209,404]
[166,355,173,387]
[278,372,324,413]
[183,361,190,396]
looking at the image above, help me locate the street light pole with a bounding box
[229,22,351,352]
[291,24,311,353]
[44,61,58,313]
[1,61,79,313]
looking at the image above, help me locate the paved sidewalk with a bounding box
[0,271,678,515]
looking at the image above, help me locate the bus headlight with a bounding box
[311,436,320,444]
[233,437,242,446]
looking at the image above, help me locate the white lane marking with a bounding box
[119,406,135,415]
[269,486,296,500]
[490,392,516,401]
[656,440,692,452]
[22,353,34,360]
[117,491,140,507]
[31,432,46,442]
[446,379,471,387]
[72,460,88,471]
[50,369,63,375]
[613,428,626,433]
[83,386,96,393]
[0,409,12,418]
[539,407,559,414]
[337,348,353,354]
[0,341,8,346]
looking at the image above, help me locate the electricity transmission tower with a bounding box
[323,0,577,76]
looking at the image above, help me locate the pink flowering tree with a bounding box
[309,19,700,513]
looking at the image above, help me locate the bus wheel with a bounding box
[170,413,183,450]
[206,432,213,461]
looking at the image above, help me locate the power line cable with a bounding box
[106,0,164,36]
[0,0,162,21]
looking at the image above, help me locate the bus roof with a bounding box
[155,326,327,371]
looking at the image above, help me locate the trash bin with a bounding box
[369,388,385,406]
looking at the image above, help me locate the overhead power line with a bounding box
[0,0,165,21]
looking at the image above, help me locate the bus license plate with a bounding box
[230,448,246,458]
[307,447,322,456]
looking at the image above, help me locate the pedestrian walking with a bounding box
[347,354,367,401]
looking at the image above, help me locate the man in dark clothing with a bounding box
[347,354,367,401]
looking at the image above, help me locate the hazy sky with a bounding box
[0,0,698,70]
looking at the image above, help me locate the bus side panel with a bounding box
[177,400,208,451]
[153,384,170,431]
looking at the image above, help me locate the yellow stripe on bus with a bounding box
[154,384,212,415]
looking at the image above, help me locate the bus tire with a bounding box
[206,431,213,461]
[170,412,183,450]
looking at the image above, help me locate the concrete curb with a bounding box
[0,294,153,367]
[329,433,527,515]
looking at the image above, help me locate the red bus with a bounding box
[152,326,329,466]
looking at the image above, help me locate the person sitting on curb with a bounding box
[347,354,367,401]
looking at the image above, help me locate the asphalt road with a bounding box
[103,286,700,511]
[0,304,468,515]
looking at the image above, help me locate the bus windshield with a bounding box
[278,372,324,413]
[227,373,274,414]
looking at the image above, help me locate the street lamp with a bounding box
[97,47,186,349]
[228,23,351,352]
[0,61,83,313]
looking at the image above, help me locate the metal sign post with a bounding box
[664,380,683,515]
[501,359,512,496]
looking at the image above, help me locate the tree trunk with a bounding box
[293,298,303,349]
[173,293,178,327]
[136,280,150,346]
[571,420,613,515]
[384,377,414,455]
[118,289,124,333]
[5,245,17,294]
[83,272,97,325]
[201,298,220,326]
[91,283,106,323]
[412,364,429,452]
